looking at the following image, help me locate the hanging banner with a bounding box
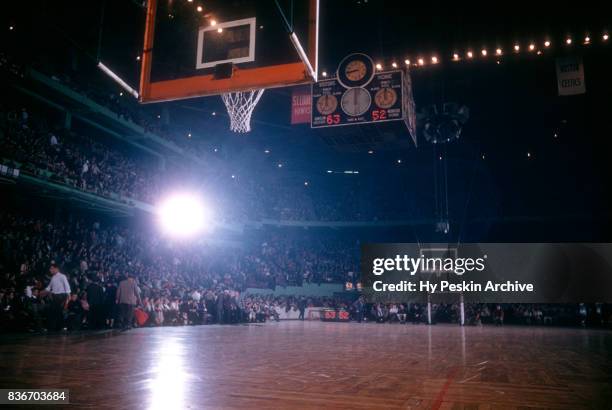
[556,56,586,96]
[291,86,312,124]
[402,69,418,146]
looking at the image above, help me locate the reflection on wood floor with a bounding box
[1,321,611,409]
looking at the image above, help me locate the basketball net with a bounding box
[221,89,265,133]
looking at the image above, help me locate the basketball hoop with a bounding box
[221,89,265,133]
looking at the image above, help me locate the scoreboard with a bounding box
[311,70,405,128]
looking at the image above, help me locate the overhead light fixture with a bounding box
[481,49,487,56]
[528,43,535,51]
[391,62,398,68]
[496,48,502,55]
[404,59,411,65]
[566,37,572,45]
[197,6,203,12]
[514,44,520,52]
[431,56,438,64]
[467,51,473,58]
[375,63,383,70]
[584,36,590,44]
[603,33,609,41]
[452,53,459,61]
[210,20,217,26]
[418,58,424,65]
[322,71,327,77]
[544,40,551,47]
[97,62,139,99]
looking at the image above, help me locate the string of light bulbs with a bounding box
[320,31,609,76]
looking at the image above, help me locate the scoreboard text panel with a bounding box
[311,70,404,128]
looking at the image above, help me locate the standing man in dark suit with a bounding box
[86,275,105,329]
[352,296,366,323]
[298,297,307,320]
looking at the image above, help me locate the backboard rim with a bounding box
[139,0,319,103]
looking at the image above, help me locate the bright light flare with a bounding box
[157,193,210,238]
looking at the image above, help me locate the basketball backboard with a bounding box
[139,0,319,103]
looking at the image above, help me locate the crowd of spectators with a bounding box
[1,105,161,203]
[0,209,359,331]
[357,301,610,327]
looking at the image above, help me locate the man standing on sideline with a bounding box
[352,295,366,323]
[116,273,140,330]
[298,296,307,320]
[43,263,71,331]
[86,275,105,329]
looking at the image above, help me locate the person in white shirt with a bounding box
[43,263,71,331]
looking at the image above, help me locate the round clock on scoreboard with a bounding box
[341,87,371,117]
[316,94,338,115]
[374,87,397,109]
[336,53,376,89]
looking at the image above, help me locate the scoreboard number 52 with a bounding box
[371,109,387,121]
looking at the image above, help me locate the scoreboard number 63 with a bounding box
[326,114,341,125]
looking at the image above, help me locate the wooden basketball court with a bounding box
[1,322,610,408]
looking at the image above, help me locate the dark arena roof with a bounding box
[1,1,612,409]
